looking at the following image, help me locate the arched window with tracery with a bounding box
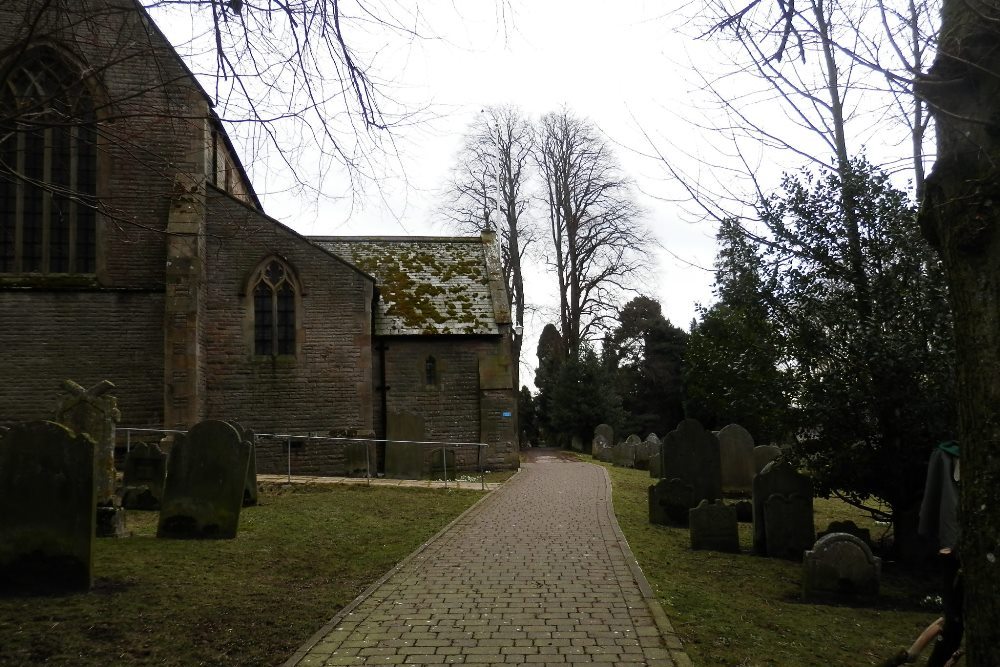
[250,257,299,357]
[0,47,98,275]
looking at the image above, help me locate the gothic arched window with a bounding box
[250,258,299,357]
[0,47,98,275]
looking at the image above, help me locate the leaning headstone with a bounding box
[593,424,614,456]
[157,420,250,539]
[121,442,167,510]
[689,500,740,552]
[55,379,124,537]
[753,460,814,558]
[817,520,873,550]
[428,448,457,480]
[803,533,881,600]
[649,419,722,525]
[718,424,755,494]
[0,421,95,591]
[753,445,782,474]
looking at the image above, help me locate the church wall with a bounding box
[379,336,518,471]
[203,188,376,475]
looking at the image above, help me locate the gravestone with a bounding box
[753,445,782,474]
[635,433,659,471]
[157,420,250,539]
[613,435,640,468]
[649,419,722,525]
[803,533,881,600]
[343,439,374,477]
[121,442,167,510]
[753,460,814,558]
[592,434,610,461]
[718,424,755,494]
[817,520,873,550]
[689,500,740,552]
[0,421,95,591]
[55,379,124,537]
[731,499,753,523]
[243,439,259,507]
[427,448,457,480]
[570,435,583,452]
[649,478,696,525]
[385,411,426,479]
[593,424,614,456]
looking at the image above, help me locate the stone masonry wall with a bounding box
[203,189,376,475]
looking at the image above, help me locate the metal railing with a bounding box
[117,427,492,490]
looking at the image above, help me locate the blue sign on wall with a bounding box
[502,411,512,418]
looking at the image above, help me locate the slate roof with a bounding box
[310,234,511,336]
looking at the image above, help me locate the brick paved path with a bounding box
[284,450,691,666]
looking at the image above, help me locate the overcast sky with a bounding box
[153,0,925,379]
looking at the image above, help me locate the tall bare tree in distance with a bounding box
[442,106,535,380]
[535,109,649,358]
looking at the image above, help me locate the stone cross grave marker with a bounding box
[649,418,722,526]
[157,420,250,539]
[753,459,814,558]
[0,421,95,592]
[54,379,123,537]
[718,423,755,494]
[122,442,167,510]
[689,499,740,552]
[802,532,881,600]
[593,424,614,457]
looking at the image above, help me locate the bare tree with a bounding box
[442,106,536,379]
[535,109,649,358]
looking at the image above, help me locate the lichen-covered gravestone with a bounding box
[121,442,167,510]
[753,460,814,559]
[718,424,755,494]
[635,433,659,471]
[54,379,123,537]
[689,500,740,552]
[648,419,722,526]
[593,424,614,457]
[157,420,250,539]
[613,434,640,468]
[802,533,881,600]
[0,421,95,591]
[592,434,610,461]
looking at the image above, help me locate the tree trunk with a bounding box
[917,2,1000,662]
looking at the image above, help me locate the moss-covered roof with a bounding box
[310,235,509,336]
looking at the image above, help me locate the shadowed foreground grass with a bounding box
[0,483,483,667]
[600,461,941,667]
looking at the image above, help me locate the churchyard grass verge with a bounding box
[0,483,484,667]
[598,460,940,667]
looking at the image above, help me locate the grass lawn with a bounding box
[598,460,942,667]
[0,483,484,667]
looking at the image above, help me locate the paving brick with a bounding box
[284,452,692,667]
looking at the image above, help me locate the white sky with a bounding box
[152,0,927,380]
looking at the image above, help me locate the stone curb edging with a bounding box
[596,463,694,667]
[281,478,506,667]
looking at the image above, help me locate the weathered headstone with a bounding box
[385,411,426,479]
[593,424,614,456]
[689,500,740,552]
[649,419,722,525]
[731,499,753,523]
[817,520,873,550]
[803,533,881,599]
[753,445,782,474]
[0,421,95,591]
[649,478,696,525]
[718,424,755,494]
[592,434,610,462]
[427,447,457,480]
[343,439,374,477]
[121,442,167,510]
[635,433,659,471]
[55,379,124,537]
[613,435,640,468]
[157,420,250,539]
[753,460,814,558]
[225,421,258,507]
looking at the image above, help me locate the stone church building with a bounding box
[0,1,518,474]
